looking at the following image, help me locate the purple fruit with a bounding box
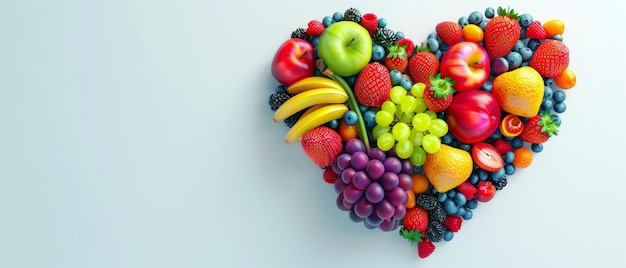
[336,193,350,211]
[393,204,407,220]
[349,209,363,223]
[342,198,354,210]
[368,148,387,162]
[334,179,347,194]
[365,159,385,179]
[375,200,395,220]
[345,138,365,154]
[365,212,384,227]
[336,153,352,171]
[352,171,371,190]
[383,157,402,174]
[350,151,369,171]
[341,168,356,184]
[379,172,399,190]
[401,159,413,174]
[365,182,385,203]
[398,173,413,191]
[386,187,408,207]
[354,198,374,218]
[343,185,364,204]
[378,219,400,232]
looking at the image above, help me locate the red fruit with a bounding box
[442,216,463,232]
[301,126,343,167]
[457,181,477,200]
[526,21,547,39]
[407,45,439,84]
[472,142,505,172]
[519,110,560,144]
[323,166,339,184]
[529,39,570,78]
[417,240,436,258]
[397,38,415,57]
[435,21,463,45]
[402,206,429,233]
[384,43,409,73]
[476,181,496,202]
[305,20,325,37]
[492,139,513,155]
[484,7,521,61]
[424,73,455,112]
[361,13,378,35]
[353,62,392,107]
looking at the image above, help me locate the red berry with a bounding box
[402,207,429,233]
[492,139,513,155]
[407,45,439,84]
[529,39,569,78]
[305,20,325,36]
[360,13,378,35]
[475,181,497,202]
[397,38,415,57]
[435,21,463,45]
[301,126,343,167]
[442,216,463,232]
[323,166,339,184]
[353,62,392,107]
[525,21,547,40]
[457,181,477,200]
[417,240,436,258]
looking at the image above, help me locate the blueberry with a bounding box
[504,163,516,175]
[442,133,453,144]
[491,57,509,76]
[468,11,483,25]
[490,127,502,139]
[399,77,413,91]
[310,36,320,47]
[427,32,438,40]
[481,81,493,93]
[553,90,566,103]
[377,18,387,28]
[528,39,541,50]
[437,192,448,202]
[443,199,459,214]
[413,165,422,173]
[531,143,544,153]
[314,68,323,77]
[443,230,454,241]
[511,137,524,149]
[513,40,526,52]
[456,206,467,217]
[478,169,489,181]
[552,34,563,41]
[447,190,457,199]
[520,28,527,40]
[541,99,554,111]
[332,11,343,22]
[395,31,405,40]
[554,102,567,113]
[459,143,471,152]
[552,115,562,125]
[343,110,358,125]
[543,86,553,99]
[322,16,334,27]
[275,85,287,93]
[469,173,479,185]
[480,20,488,31]
[462,210,473,220]
[518,13,533,28]
[454,192,467,206]
[503,151,515,164]
[438,42,449,52]
[490,167,506,181]
[363,110,376,128]
[544,78,555,88]
[327,119,339,129]
[358,104,369,113]
[313,47,319,59]
[389,69,403,85]
[433,49,443,61]
[519,47,533,62]
[466,198,478,209]
[426,37,439,52]
[372,44,385,62]
[485,7,495,19]
[458,16,469,27]
[506,51,523,70]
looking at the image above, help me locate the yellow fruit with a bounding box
[543,19,565,37]
[492,66,544,118]
[462,24,484,43]
[423,144,473,193]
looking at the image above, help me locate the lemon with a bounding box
[492,66,544,118]
[423,144,473,193]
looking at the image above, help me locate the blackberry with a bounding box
[372,27,397,48]
[291,27,310,41]
[426,221,445,242]
[344,7,361,23]
[268,92,293,111]
[491,177,508,190]
[416,194,438,210]
[428,204,447,223]
[284,110,305,128]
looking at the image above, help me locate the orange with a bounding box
[492,66,545,118]
[462,24,484,43]
[411,173,430,194]
[512,147,533,168]
[338,120,357,142]
[543,19,565,37]
[555,69,576,89]
[405,189,416,209]
[423,144,473,192]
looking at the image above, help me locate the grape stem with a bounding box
[317,59,370,152]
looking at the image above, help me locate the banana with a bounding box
[285,103,348,143]
[287,76,343,94]
[273,87,348,122]
[299,103,327,118]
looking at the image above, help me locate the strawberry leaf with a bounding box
[399,227,423,245]
[429,73,455,100]
[538,110,560,136]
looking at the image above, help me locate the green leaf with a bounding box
[399,228,423,245]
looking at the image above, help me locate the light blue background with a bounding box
[1,0,624,267]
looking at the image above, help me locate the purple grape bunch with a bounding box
[331,138,414,231]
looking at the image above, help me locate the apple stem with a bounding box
[317,59,371,152]
[299,51,308,59]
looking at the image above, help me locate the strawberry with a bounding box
[353,62,392,107]
[384,43,409,73]
[484,7,521,61]
[435,21,463,45]
[457,181,477,200]
[322,166,339,184]
[397,38,415,57]
[417,240,436,258]
[305,20,325,37]
[529,39,569,78]
[423,73,455,112]
[407,44,439,84]
[519,110,560,144]
[360,13,378,35]
[402,206,429,233]
[442,216,463,232]
[525,21,547,40]
[301,126,343,167]
[492,138,513,155]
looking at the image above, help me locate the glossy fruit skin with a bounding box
[318,21,373,77]
[440,42,490,91]
[512,147,533,168]
[446,90,501,144]
[500,114,523,137]
[529,40,569,78]
[271,38,316,87]
[475,181,496,202]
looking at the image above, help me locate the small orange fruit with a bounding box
[543,19,565,37]
[555,69,576,89]
[423,144,473,192]
[462,24,484,43]
[411,173,430,194]
[405,189,416,209]
[512,147,533,168]
[492,66,544,118]
[338,120,357,142]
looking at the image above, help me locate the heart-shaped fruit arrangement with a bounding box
[268,7,576,258]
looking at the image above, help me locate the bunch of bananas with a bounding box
[273,76,349,143]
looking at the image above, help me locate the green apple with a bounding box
[318,21,372,77]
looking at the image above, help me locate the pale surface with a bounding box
[1,0,624,267]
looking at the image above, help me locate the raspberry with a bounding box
[322,166,339,184]
[305,20,325,37]
[442,215,463,232]
[360,13,378,34]
[493,139,513,155]
[457,181,477,200]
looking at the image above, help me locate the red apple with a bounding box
[440,42,490,91]
[271,38,316,87]
[475,181,496,202]
[446,90,501,144]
